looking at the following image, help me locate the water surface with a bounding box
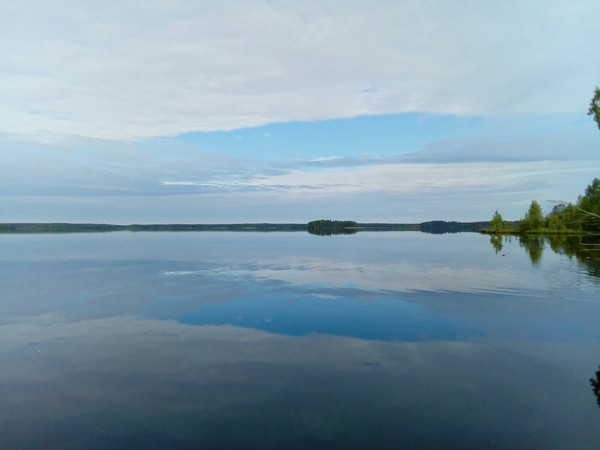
[1,232,599,449]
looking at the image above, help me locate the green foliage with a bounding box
[497,179,600,235]
[546,213,564,232]
[588,87,600,130]
[307,220,358,236]
[559,204,583,232]
[480,211,516,234]
[577,178,600,233]
[519,200,544,232]
[489,211,504,232]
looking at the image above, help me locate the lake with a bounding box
[1,231,599,449]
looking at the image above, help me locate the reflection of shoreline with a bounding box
[489,234,600,277]
[591,366,600,408]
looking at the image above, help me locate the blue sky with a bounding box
[1,1,599,224]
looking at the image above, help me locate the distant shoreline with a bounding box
[0,221,490,234]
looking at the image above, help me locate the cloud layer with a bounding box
[2,0,599,140]
[1,132,596,223]
[1,1,598,223]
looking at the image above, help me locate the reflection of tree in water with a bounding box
[490,235,515,255]
[488,234,600,279]
[490,235,503,254]
[519,236,545,265]
[547,234,586,256]
[577,238,600,279]
[548,235,600,280]
[591,365,600,408]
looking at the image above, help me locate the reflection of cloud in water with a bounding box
[1,317,598,449]
[225,260,543,296]
[160,255,542,296]
[309,293,340,300]
[162,270,204,276]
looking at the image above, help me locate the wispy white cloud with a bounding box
[0,127,596,223]
[297,156,345,163]
[162,271,203,277]
[160,181,223,187]
[1,0,598,140]
[241,160,598,198]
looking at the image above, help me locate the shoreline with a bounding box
[0,221,489,234]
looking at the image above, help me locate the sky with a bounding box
[1,0,599,224]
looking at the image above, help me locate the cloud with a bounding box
[1,1,598,140]
[0,126,596,224]
[247,160,596,195]
[160,181,225,188]
[298,156,345,163]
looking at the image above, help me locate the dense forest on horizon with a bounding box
[0,220,491,235]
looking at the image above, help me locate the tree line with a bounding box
[484,178,600,235]
[484,88,600,236]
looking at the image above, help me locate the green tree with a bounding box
[546,212,564,232]
[561,204,583,232]
[577,178,600,233]
[519,200,544,232]
[589,87,600,130]
[489,210,504,232]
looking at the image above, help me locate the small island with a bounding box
[307,220,359,236]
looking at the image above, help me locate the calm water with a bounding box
[1,231,599,449]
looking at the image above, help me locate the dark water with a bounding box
[1,231,599,449]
